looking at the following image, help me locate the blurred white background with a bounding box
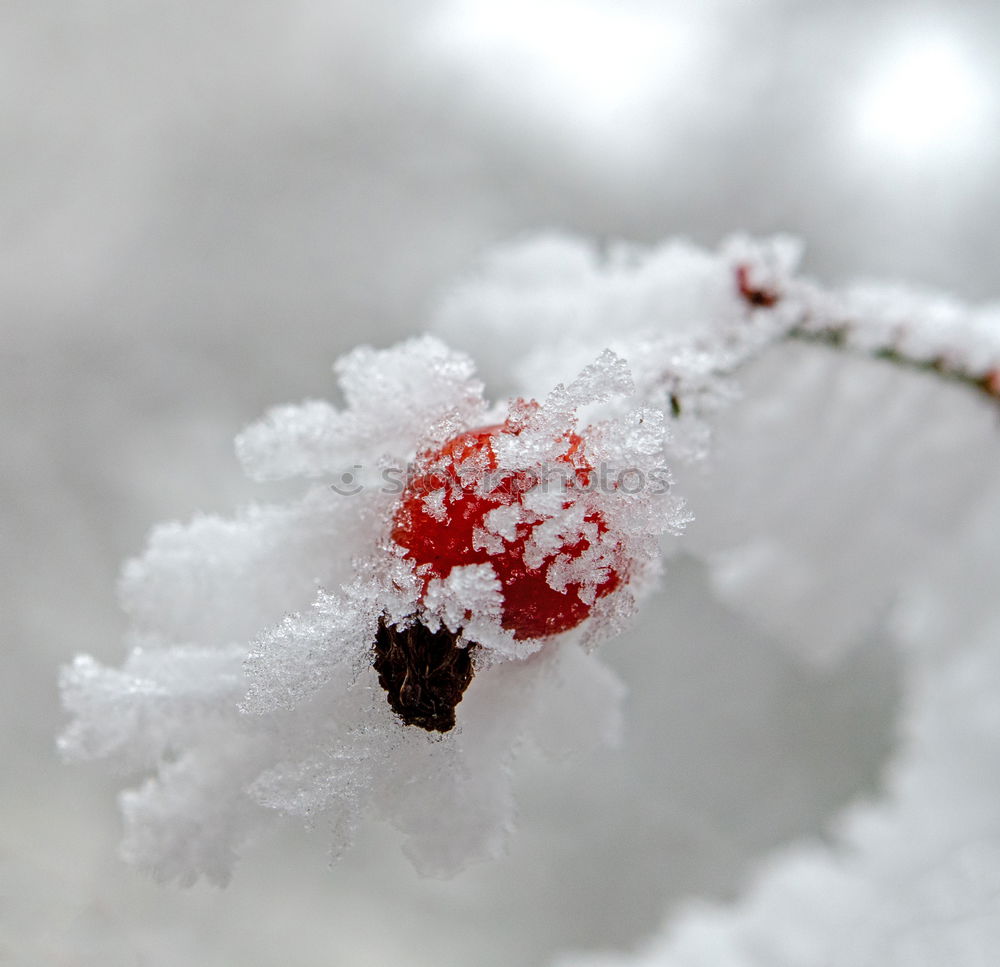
[2,1,998,964]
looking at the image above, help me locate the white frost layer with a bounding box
[235,335,487,481]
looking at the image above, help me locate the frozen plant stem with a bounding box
[735,260,1000,409]
[785,327,1000,406]
[672,262,1000,419]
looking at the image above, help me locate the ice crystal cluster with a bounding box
[60,232,1000,966]
[59,335,686,884]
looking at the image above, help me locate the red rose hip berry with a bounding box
[390,407,622,641]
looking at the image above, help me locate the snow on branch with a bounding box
[59,228,1000,960]
[433,233,1000,444]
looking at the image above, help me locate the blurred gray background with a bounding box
[2,1,997,964]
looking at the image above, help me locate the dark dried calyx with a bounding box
[373,615,478,732]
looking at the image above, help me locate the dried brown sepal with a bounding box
[735,263,780,308]
[982,369,1000,399]
[373,615,477,732]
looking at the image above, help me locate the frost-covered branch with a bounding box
[59,229,1000,953]
[786,279,1000,406]
[432,234,1000,445]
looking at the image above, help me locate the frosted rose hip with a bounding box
[391,408,622,640]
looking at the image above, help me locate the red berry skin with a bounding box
[391,412,621,640]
